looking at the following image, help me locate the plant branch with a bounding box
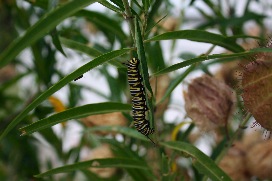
[122,0,135,41]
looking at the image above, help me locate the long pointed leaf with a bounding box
[60,37,102,57]
[0,48,130,141]
[153,47,272,76]
[157,65,195,104]
[35,158,149,178]
[146,30,244,53]
[134,18,155,128]
[161,141,232,181]
[0,0,98,68]
[75,10,127,41]
[20,102,131,135]
[87,125,151,142]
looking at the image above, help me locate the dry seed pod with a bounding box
[85,144,116,178]
[241,59,272,131]
[184,75,235,131]
[219,142,249,181]
[246,140,272,179]
[82,112,127,135]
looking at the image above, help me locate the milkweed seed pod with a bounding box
[85,144,116,178]
[184,75,236,131]
[241,56,272,131]
[82,112,127,135]
[150,74,170,118]
[219,142,249,181]
[246,140,272,179]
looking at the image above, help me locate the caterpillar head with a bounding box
[128,58,139,66]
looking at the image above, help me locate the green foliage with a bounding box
[0,0,270,180]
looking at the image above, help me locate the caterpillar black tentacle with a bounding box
[125,58,155,145]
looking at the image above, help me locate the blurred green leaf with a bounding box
[35,158,150,178]
[99,0,123,14]
[88,125,151,142]
[146,30,244,53]
[198,12,266,31]
[0,0,98,68]
[179,52,196,60]
[161,141,232,181]
[153,47,272,76]
[50,28,66,57]
[157,65,195,104]
[24,0,49,9]
[104,139,156,180]
[142,0,151,11]
[60,37,102,57]
[145,0,163,36]
[20,102,131,135]
[147,41,166,72]
[0,48,131,141]
[75,10,127,41]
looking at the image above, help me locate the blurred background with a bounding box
[1,0,272,180]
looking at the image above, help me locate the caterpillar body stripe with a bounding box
[125,58,155,144]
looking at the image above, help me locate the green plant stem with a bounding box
[122,0,135,41]
[202,113,251,181]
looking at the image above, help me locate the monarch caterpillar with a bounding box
[125,58,155,145]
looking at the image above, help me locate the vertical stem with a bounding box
[214,113,251,164]
[122,0,135,41]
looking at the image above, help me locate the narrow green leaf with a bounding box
[75,10,127,41]
[153,47,272,76]
[60,37,102,57]
[134,18,154,128]
[35,158,149,178]
[24,0,48,9]
[147,41,166,72]
[146,30,244,53]
[99,0,123,14]
[145,0,163,37]
[131,0,142,9]
[0,48,130,141]
[87,125,151,142]
[145,14,168,36]
[0,0,98,68]
[161,141,232,181]
[61,37,125,69]
[109,0,125,10]
[50,28,66,57]
[157,65,195,104]
[142,0,150,11]
[197,12,266,30]
[20,102,131,135]
[103,139,156,180]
